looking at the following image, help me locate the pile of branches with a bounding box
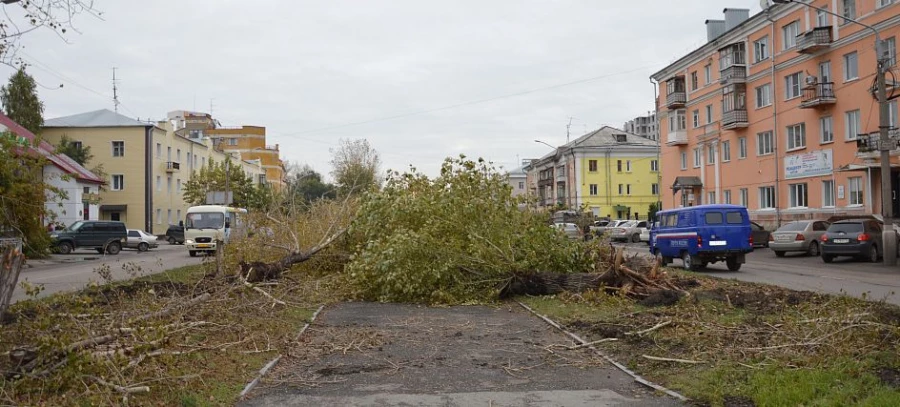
[500,245,686,300]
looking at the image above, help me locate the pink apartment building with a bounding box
[651,2,899,229]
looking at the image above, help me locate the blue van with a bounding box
[650,204,753,271]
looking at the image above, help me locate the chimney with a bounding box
[705,19,726,42]
[723,8,750,32]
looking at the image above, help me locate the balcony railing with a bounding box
[666,91,686,109]
[721,109,749,129]
[797,26,833,54]
[666,130,687,146]
[719,65,747,85]
[165,161,180,172]
[800,82,836,108]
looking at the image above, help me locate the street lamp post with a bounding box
[766,0,895,266]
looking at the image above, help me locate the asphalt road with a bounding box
[12,240,205,303]
[618,242,900,306]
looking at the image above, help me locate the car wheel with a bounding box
[682,252,696,271]
[168,236,176,245]
[631,233,640,243]
[57,241,73,254]
[138,242,149,252]
[106,242,121,255]
[807,241,820,257]
[822,254,834,263]
[189,250,197,257]
[774,251,785,257]
[869,245,879,263]
[726,256,741,271]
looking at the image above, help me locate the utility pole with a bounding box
[566,117,573,143]
[111,67,120,114]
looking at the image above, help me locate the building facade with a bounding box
[524,127,660,219]
[206,126,286,189]
[652,3,900,229]
[507,163,528,198]
[623,111,659,141]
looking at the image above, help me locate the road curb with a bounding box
[517,301,688,402]
[239,304,326,399]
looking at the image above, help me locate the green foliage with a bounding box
[0,135,54,256]
[181,157,270,210]
[345,155,594,304]
[649,201,660,222]
[286,163,335,205]
[330,138,380,196]
[1,67,44,135]
[53,134,93,166]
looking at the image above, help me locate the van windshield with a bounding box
[186,212,225,230]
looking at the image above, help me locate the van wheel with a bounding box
[806,241,819,257]
[138,242,149,252]
[189,250,197,257]
[726,256,741,271]
[56,242,73,254]
[168,236,176,245]
[682,252,697,271]
[106,242,121,255]
[869,245,879,263]
[631,234,640,243]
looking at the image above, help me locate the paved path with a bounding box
[12,241,204,303]
[619,243,900,305]
[240,302,681,407]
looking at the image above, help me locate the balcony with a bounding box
[666,130,687,146]
[797,26,833,54]
[857,130,900,158]
[719,65,747,85]
[721,109,749,130]
[666,91,686,110]
[165,161,180,172]
[800,82,836,108]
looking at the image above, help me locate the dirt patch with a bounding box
[876,367,900,388]
[695,286,819,312]
[640,289,683,307]
[80,280,194,304]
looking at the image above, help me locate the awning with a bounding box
[613,205,630,211]
[99,204,127,211]
[672,176,702,192]
[836,163,900,172]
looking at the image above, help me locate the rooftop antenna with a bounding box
[566,117,574,143]
[111,67,120,114]
[209,98,216,117]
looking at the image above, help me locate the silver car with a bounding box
[770,220,830,257]
[608,220,649,243]
[125,229,159,252]
[553,223,583,240]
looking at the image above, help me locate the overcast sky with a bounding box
[3,0,762,179]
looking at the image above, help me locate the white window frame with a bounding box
[842,0,856,22]
[177,178,182,193]
[693,148,701,168]
[786,123,806,151]
[156,209,161,225]
[650,160,659,172]
[724,190,732,204]
[759,186,776,209]
[822,180,835,207]
[757,131,774,156]
[755,83,771,108]
[888,100,898,129]
[705,104,713,124]
[704,64,711,84]
[782,21,799,50]
[166,176,172,194]
[785,72,802,99]
[692,109,700,128]
[626,160,632,172]
[112,141,125,157]
[849,177,863,206]
[156,175,161,191]
[589,184,598,196]
[738,137,747,159]
[707,144,716,165]
[753,36,769,63]
[820,116,834,143]
[789,183,808,208]
[722,140,731,162]
[845,110,861,140]
[740,188,749,207]
[156,143,161,158]
[652,183,660,195]
[816,7,829,27]
[885,37,897,67]
[707,191,716,205]
[111,174,124,191]
[879,0,894,8]
[843,51,858,81]
[680,152,687,170]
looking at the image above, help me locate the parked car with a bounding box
[593,219,629,237]
[553,223,583,240]
[640,221,657,245]
[820,219,885,263]
[769,220,830,257]
[49,220,127,255]
[166,223,185,244]
[750,222,770,248]
[609,220,649,243]
[588,220,611,235]
[125,229,159,252]
[651,204,752,271]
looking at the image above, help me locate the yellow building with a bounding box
[205,125,286,189]
[525,126,660,220]
[42,109,266,234]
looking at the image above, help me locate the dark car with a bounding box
[50,220,127,255]
[166,223,185,244]
[820,219,883,263]
[751,222,770,248]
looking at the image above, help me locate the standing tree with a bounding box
[285,162,335,205]
[53,134,92,165]
[330,139,381,196]
[182,157,269,210]
[0,67,43,134]
[0,1,100,64]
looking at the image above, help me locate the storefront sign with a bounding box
[784,149,833,180]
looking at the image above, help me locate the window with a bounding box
[111,174,124,191]
[617,160,623,172]
[754,36,769,63]
[166,176,172,194]
[156,209,161,225]
[518,181,524,190]
[156,143,161,158]
[890,100,899,128]
[626,160,632,172]
[186,152,191,168]
[588,160,598,172]
[652,183,660,195]
[707,144,716,164]
[167,146,171,161]
[156,175,161,191]
[845,110,861,140]
[841,0,856,23]
[822,180,835,207]
[733,138,745,160]
[759,186,776,209]
[589,184,598,196]
[618,184,623,195]
[724,190,732,204]
[755,83,772,108]
[176,149,181,163]
[704,64,711,84]
[879,0,895,8]
[757,131,774,155]
[705,212,723,224]
[681,152,687,170]
[786,123,806,150]
[228,138,238,146]
[693,148,701,167]
[886,37,897,67]
[669,109,687,131]
[740,188,749,206]
[843,52,858,81]
[785,72,802,99]
[820,116,834,143]
[177,179,182,193]
[819,60,832,83]
[112,141,124,157]
[201,157,206,167]
[692,109,700,128]
[705,105,713,124]
[783,21,799,50]
[626,184,631,195]
[726,211,745,224]
[849,177,863,205]
[651,160,659,172]
[816,7,829,27]
[789,183,808,207]
[167,209,172,225]
[722,140,731,162]
[690,71,698,90]
[707,192,716,204]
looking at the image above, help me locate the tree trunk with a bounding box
[1,242,26,319]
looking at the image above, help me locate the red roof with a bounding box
[0,112,104,184]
